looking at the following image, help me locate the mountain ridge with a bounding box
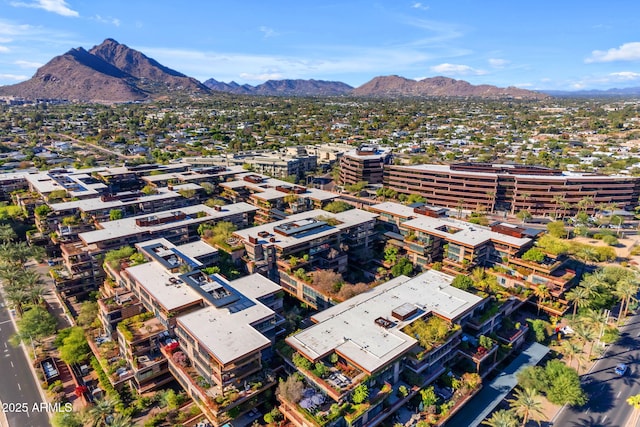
[0,38,550,102]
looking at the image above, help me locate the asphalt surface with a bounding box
[553,311,640,427]
[0,293,51,427]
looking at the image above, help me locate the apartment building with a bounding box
[339,145,392,186]
[53,203,256,297]
[220,173,337,224]
[384,162,640,214]
[370,202,534,274]
[370,202,576,315]
[98,238,283,425]
[234,208,378,309]
[282,270,483,427]
[183,146,318,179]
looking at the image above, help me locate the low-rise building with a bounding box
[282,270,483,427]
[234,208,378,309]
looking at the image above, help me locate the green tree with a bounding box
[391,257,413,277]
[109,209,123,221]
[420,386,438,408]
[323,200,354,213]
[546,221,567,238]
[58,327,90,365]
[352,384,369,404]
[521,248,545,263]
[16,305,57,345]
[51,410,83,427]
[451,274,474,291]
[264,407,283,425]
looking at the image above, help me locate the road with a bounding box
[0,293,51,427]
[53,132,138,160]
[553,311,640,427]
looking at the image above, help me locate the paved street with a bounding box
[0,293,51,427]
[553,312,640,427]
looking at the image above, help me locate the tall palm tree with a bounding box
[566,286,590,319]
[551,194,564,219]
[614,278,639,323]
[573,322,596,363]
[561,340,582,368]
[508,387,545,427]
[482,409,519,427]
[533,285,550,315]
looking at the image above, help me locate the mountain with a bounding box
[88,38,209,94]
[352,75,548,99]
[542,87,640,97]
[203,79,254,95]
[0,39,209,103]
[204,78,353,96]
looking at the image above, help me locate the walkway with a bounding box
[445,342,550,427]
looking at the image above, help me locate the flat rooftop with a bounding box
[177,289,274,365]
[234,208,377,250]
[79,203,256,245]
[230,274,282,300]
[125,261,202,312]
[398,164,634,181]
[49,187,183,213]
[286,270,482,374]
[222,173,337,202]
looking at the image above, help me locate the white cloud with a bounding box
[0,73,28,80]
[240,72,284,81]
[0,21,36,36]
[93,15,120,27]
[259,26,277,38]
[14,59,42,68]
[488,58,509,68]
[430,63,486,76]
[411,2,429,11]
[609,71,640,81]
[141,44,437,84]
[0,46,10,53]
[586,42,640,63]
[10,0,78,17]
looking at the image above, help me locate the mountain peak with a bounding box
[352,75,547,99]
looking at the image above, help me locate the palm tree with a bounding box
[0,263,24,287]
[561,340,582,369]
[85,397,118,427]
[578,195,594,214]
[508,387,545,427]
[533,285,550,315]
[107,413,135,427]
[565,286,590,319]
[482,409,519,427]
[573,322,596,364]
[0,224,17,243]
[614,278,639,323]
[552,194,564,219]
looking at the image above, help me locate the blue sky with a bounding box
[1,0,640,90]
